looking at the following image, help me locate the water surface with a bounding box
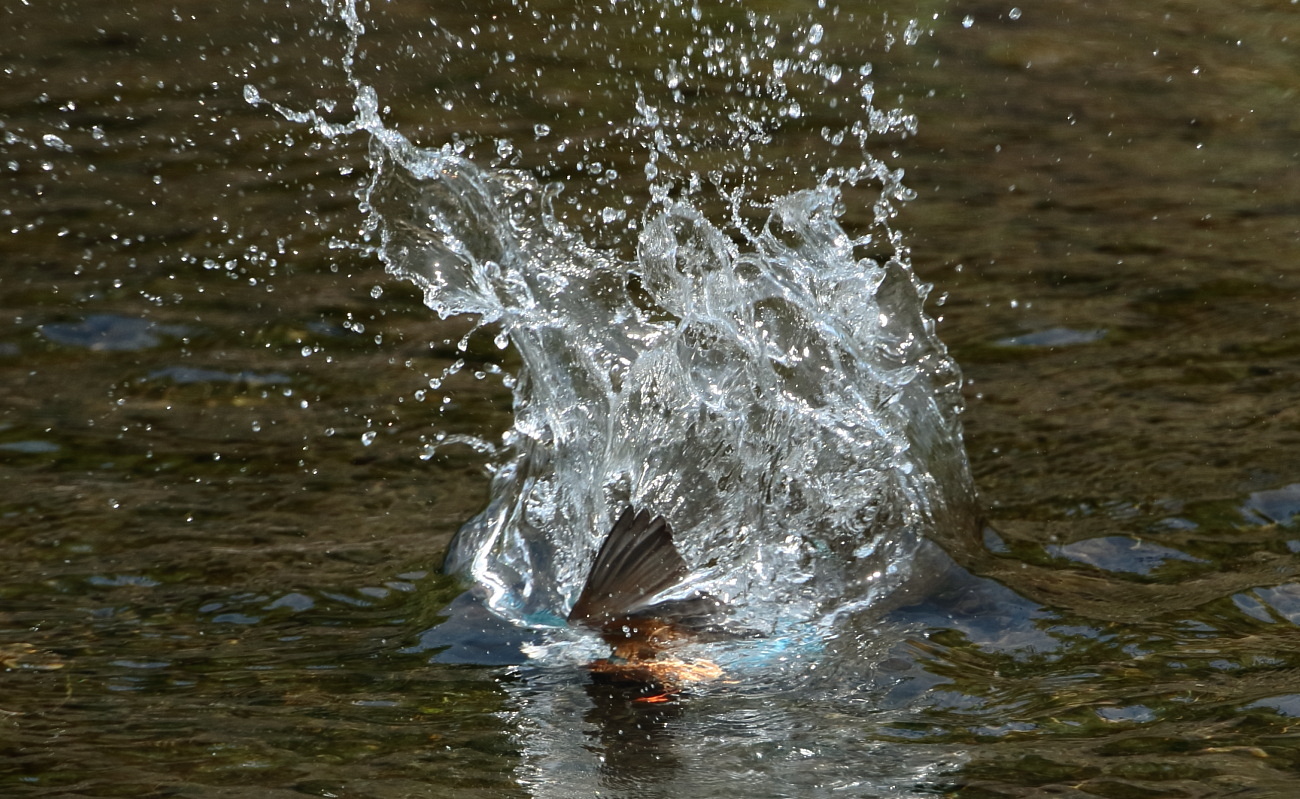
[4,1,1300,796]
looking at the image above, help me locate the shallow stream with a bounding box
[4,1,1300,796]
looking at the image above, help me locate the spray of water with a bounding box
[250,0,976,651]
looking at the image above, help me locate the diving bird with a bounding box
[567,507,737,695]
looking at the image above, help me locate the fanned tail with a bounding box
[567,507,689,627]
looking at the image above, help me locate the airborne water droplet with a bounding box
[42,134,72,152]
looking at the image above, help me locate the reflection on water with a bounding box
[994,327,1106,348]
[1242,484,1300,528]
[4,0,1300,797]
[38,314,193,351]
[1045,536,1209,576]
[506,670,965,799]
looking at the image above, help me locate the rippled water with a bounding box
[5,0,1300,797]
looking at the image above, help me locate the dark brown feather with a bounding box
[568,507,689,627]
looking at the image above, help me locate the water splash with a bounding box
[255,0,976,645]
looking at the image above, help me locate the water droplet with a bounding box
[962,15,975,28]
[903,20,922,46]
[1008,8,1022,20]
[41,133,72,152]
[360,431,377,447]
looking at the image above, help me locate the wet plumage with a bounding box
[568,507,730,693]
